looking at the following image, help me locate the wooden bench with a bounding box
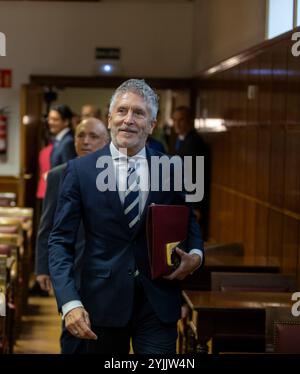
[0,193,16,208]
[0,208,33,314]
[265,306,300,353]
[211,272,297,293]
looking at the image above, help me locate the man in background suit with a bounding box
[173,106,210,240]
[48,104,77,168]
[49,79,204,354]
[35,118,109,353]
[81,104,102,121]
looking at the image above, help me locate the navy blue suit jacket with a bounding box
[50,131,76,168]
[48,143,203,327]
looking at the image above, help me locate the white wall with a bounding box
[0,0,194,175]
[194,0,266,73]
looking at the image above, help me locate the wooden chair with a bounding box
[210,272,297,353]
[0,193,16,207]
[0,254,8,354]
[266,306,300,353]
[0,208,33,314]
[0,233,22,341]
[211,272,297,293]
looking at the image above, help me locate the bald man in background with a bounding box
[35,118,109,353]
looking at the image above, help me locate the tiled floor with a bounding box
[14,295,61,354]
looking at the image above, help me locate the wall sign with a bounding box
[95,48,120,60]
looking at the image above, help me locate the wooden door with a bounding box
[19,85,43,208]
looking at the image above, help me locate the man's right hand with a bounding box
[65,307,97,340]
[36,274,52,291]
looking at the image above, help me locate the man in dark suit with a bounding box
[173,106,210,240]
[48,104,77,168]
[35,117,109,353]
[49,79,204,354]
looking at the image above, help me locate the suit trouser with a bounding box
[61,323,87,354]
[87,276,178,354]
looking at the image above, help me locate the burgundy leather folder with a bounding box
[146,204,189,279]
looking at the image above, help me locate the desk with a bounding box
[182,290,292,354]
[181,256,280,290]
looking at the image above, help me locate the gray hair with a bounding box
[109,79,159,120]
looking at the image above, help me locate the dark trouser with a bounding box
[61,324,88,354]
[87,276,178,354]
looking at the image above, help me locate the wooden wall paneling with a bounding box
[247,58,259,126]
[233,64,243,127]
[210,133,220,185]
[271,43,288,124]
[243,198,256,257]
[220,131,230,187]
[218,72,226,122]
[207,89,215,118]
[240,59,257,197]
[225,190,235,244]
[210,133,220,184]
[297,222,300,289]
[267,210,284,265]
[214,86,221,121]
[269,125,286,208]
[228,128,237,189]
[239,62,248,126]
[206,89,213,119]
[209,185,219,241]
[233,193,245,244]
[284,126,300,214]
[235,127,246,193]
[216,133,225,186]
[256,125,271,202]
[282,216,299,275]
[286,37,300,125]
[255,204,269,260]
[245,126,258,197]
[258,51,272,125]
[218,188,231,243]
[228,68,241,124]
[222,69,233,123]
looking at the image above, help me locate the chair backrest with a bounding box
[211,272,297,293]
[205,242,244,257]
[266,306,300,353]
[0,193,16,207]
[0,254,7,313]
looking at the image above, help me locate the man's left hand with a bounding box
[163,248,201,281]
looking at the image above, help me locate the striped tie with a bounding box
[124,161,140,229]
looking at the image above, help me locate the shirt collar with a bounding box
[110,141,146,161]
[55,127,70,141]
